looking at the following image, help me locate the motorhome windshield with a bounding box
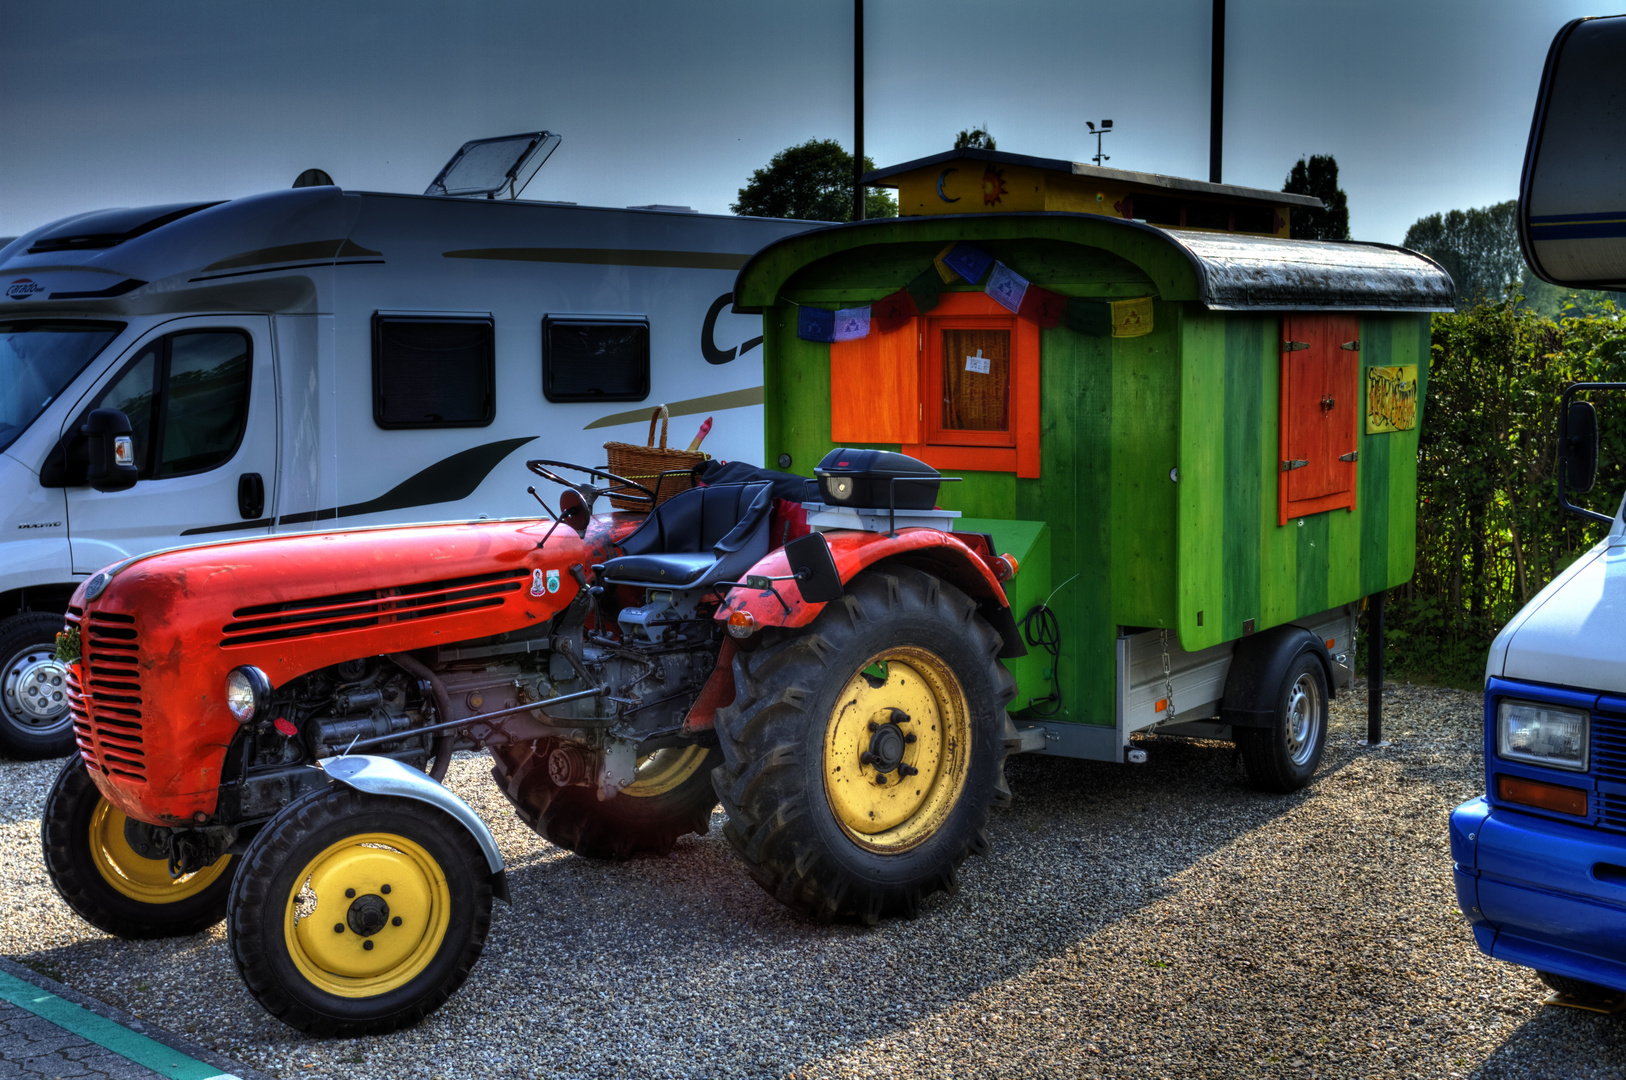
[0,321,124,455]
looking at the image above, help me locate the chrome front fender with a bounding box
[320,754,510,903]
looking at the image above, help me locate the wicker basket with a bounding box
[602,405,707,510]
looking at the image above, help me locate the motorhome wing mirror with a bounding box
[784,532,844,604]
[1519,15,1626,289]
[425,131,560,200]
[80,408,138,492]
[1564,399,1600,494]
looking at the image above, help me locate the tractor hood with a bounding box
[68,518,586,825]
[1489,533,1626,694]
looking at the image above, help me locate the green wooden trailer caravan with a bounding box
[732,149,1452,785]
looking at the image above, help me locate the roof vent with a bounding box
[293,169,334,188]
[425,131,560,200]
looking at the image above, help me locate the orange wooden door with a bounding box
[1279,314,1360,524]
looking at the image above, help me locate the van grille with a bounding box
[67,607,148,784]
[220,569,529,647]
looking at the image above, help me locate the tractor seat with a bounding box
[599,481,774,589]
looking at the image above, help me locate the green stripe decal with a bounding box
[0,970,235,1080]
[1223,317,1263,639]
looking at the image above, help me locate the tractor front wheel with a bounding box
[490,741,720,858]
[713,565,1018,924]
[227,787,492,1036]
[41,756,235,937]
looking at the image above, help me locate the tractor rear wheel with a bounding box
[490,741,720,858]
[227,786,492,1036]
[41,756,235,937]
[712,565,1018,924]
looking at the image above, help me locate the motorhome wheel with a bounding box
[0,612,78,759]
[490,740,721,858]
[227,786,492,1036]
[41,756,235,937]
[712,566,1018,924]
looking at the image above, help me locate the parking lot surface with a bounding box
[3,682,1623,1080]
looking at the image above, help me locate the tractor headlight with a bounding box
[1497,699,1589,772]
[226,666,272,725]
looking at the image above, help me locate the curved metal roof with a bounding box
[1164,229,1455,312]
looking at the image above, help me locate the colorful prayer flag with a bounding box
[832,306,871,342]
[872,289,918,333]
[1065,298,1112,336]
[985,261,1029,314]
[1017,284,1065,328]
[1111,297,1154,337]
[796,305,836,343]
[904,267,944,313]
[940,243,994,285]
[932,243,959,285]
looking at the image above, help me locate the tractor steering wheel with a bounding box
[526,459,657,513]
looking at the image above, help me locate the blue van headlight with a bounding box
[1497,699,1589,771]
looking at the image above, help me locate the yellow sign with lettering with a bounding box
[1366,364,1418,433]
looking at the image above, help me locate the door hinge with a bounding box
[1280,459,1308,472]
[1340,340,1360,351]
[1282,341,1310,352]
[1339,451,1359,462]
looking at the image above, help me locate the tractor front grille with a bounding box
[219,568,529,647]
[67,607,148,783]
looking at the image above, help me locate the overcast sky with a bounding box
[0,0,1603,245]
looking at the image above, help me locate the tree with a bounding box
[731,139,897,222]
[954,127,996,150]
[1282,155,1350,240]
[1401,201,1524,309]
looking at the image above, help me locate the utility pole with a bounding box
[853,0,865,222]
[1210,0,1224,184]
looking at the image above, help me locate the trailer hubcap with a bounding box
[4,647,71,730]
[822,648,971,853]
[285,833,449,997]
[87,801,231,903]
[1284,672,1321,767]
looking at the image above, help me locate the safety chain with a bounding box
[1159,627,1176,722]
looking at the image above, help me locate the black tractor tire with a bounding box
[1538,970,1623,1005]
[490,741,720,859]
[1236,650,1329,793]
[0,612,77,759]
[41,756,235,938]
[712,565,1019,924]
[227,786,493,1037]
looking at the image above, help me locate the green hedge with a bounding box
[1374,301,1626,686]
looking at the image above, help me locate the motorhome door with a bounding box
[61,316,278,573]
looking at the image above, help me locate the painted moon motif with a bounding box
[936,168,960,203]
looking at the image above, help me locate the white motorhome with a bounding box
[0,133,817,757]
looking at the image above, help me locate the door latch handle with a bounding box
[1280,459,1308,472]
[238,472,265,520]
[1339,451,1359,462]
[1321,395,1336,411]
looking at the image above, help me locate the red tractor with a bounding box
[43,451,1025,1035]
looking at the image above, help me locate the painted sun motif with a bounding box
[981,167,1007,207]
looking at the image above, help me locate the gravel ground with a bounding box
[3,681,1624,1080]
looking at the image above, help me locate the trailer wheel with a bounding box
[490,741,720,858]
[0,612,77,759]
[41,756,235,937]
[1236,650,1328,793]
[713,566,1018,924]
[227,787,492,1036]
[1538,970,1622,1005]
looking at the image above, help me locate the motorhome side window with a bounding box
[372,317,496,428]
[542,318,650,403]
[42,329,251,485]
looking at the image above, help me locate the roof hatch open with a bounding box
[424,131,561,200]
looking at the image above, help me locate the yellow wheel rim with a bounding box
[87,800,231,904]
[621,745,710,798]
[822,646,971,853]
[283,833,451,999]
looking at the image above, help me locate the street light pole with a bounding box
[853,0,865,222]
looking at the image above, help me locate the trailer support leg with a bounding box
[1365,591,1385,746]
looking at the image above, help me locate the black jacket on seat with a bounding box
[598,482,774,589]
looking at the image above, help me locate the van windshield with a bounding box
[0,321,125,456]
